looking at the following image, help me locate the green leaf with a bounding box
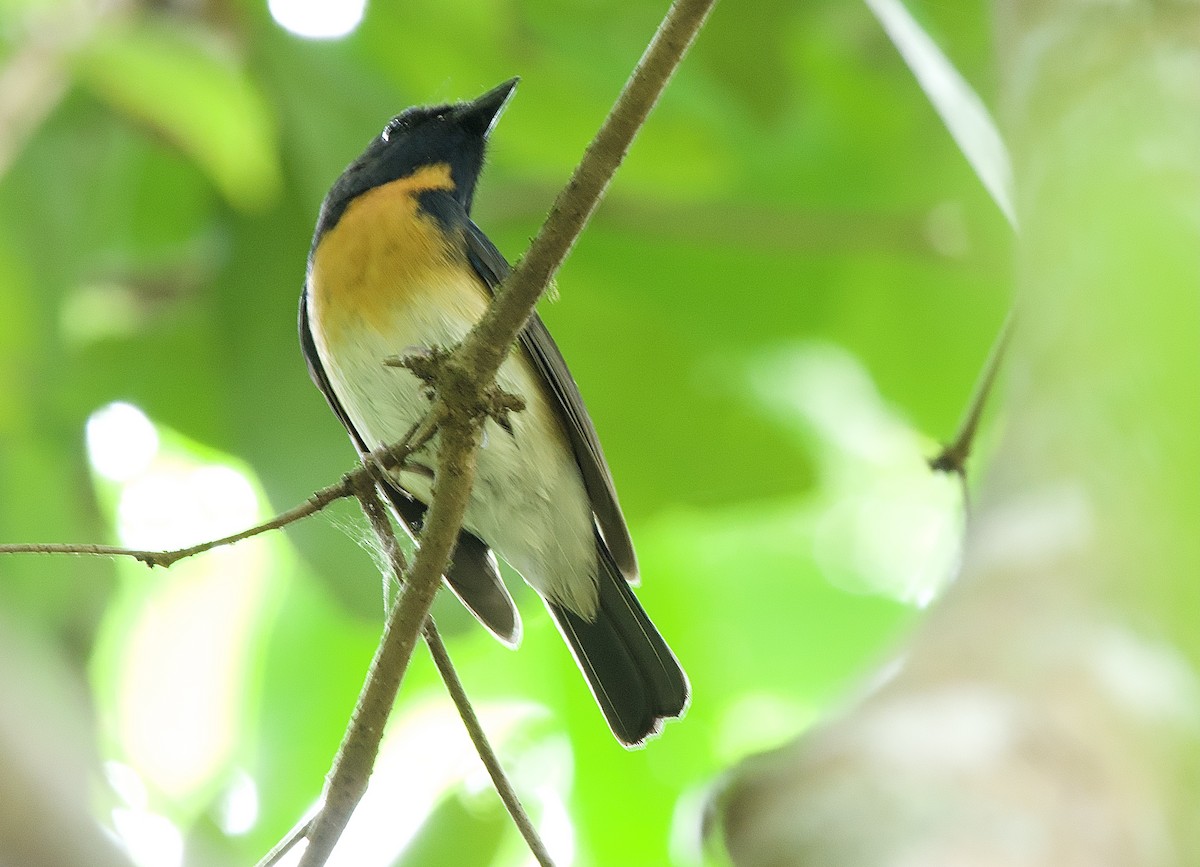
[74,21,282,211]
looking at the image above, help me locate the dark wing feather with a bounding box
[462,222,639,581]
[300,293,369,454]
[299,292,520,645]
[547,531,689,745]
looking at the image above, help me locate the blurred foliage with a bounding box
[0,0,1009,864]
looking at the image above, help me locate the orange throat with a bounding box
[309,162,460,336]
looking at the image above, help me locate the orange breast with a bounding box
[309,162,463,336]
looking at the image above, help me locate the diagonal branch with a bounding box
[355,485,554,866]
[929,309,1014,487]
[458,0,717,386]
[249,433,552,867]
[298,416,482,866]
[423,623,554,867]
[294,0,717,863]
[254,816,313,867]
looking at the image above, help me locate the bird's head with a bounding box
[316,78,518,239]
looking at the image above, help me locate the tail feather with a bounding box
[547,541,688,746]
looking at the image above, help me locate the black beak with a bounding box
[454,77,519,138]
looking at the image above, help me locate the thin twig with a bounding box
[930,310,1015,481]
[293,1,716,863]
[423,622,555,867]
[455,0,719,387]
[266,486,554,866]
[254,816,314,867]
[369,406,444,486]
[298,418,483,867]
[0,424,430,567]
[355,485,553,865]
[0,478,357,565]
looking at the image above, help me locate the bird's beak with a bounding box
[456,77,520,139]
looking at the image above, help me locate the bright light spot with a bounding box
[111,533,272,797]
[268,0,365,39]
[534,785,576,867]
[494,730,571,796]
[496,730,576,864]
[483,733,574,867]
[1089,627,1200,725]
[91,421,280,801]
[756,342,905,463]
[105,761,149,810]
[61,283,142,345]
[748,342,963,605]
[669,785,713,867]
[86,402,159,482]
[329,698,542,865]
[112,807,183,867]
[217,770,260,836]
[861,685,1017,773]
[813,472,961,606]
[715,693,812,764]
[116,462,259,550]
[193,465,260,533]
[275,840,306,867]
[971,484,1092,576]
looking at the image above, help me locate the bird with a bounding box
[299,78,688,746]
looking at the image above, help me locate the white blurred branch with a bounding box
[721,2,1200,863]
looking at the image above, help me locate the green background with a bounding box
[0,0,1009,864]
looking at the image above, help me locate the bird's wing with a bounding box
[462,221,638,582]
[299,291,369,453]
[298,291,520,645]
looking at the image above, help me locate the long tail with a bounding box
[547,543,689,746]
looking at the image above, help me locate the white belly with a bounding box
[307,274,599,616]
